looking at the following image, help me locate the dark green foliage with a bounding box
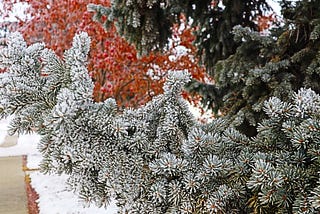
[188,1,320,137]
[88,0,270,65]
[89,0,320,137]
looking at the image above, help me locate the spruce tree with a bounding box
[0,32,248,212]
[2,29,320,213]
[1,1,320,213]
[245,88,320,213]
[89,0,320,136]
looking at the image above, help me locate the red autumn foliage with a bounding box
[256,13,277,32]
[1,0,207,108]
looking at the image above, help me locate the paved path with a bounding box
[0,156,28,214]
[0,135,28,214]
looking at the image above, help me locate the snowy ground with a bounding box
[0,117,118,214]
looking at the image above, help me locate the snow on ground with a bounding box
[0,117,118,214]
[0,116,12,146]
[26,146,118,214]
[29,171,118,214]
[0,116,39,157]
[0,132,40,157]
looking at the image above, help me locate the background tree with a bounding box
[0,0,207,108]
[90,0,320,136]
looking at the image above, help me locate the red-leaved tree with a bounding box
[1,0,207,108]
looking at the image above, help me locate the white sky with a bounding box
[268,0,281,15]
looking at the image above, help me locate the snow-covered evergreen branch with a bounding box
[1,32,320,213]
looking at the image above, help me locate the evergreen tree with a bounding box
[0,32,248,212]
[245,88,320,213]
[89,0,320,136]
[1,1,320,213]
[1,30,320,213]
[88,0,270,65]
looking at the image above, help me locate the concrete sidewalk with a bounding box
[0,156,28,214]
[0,135,28,214]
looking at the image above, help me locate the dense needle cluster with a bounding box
[1,31,320,213]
